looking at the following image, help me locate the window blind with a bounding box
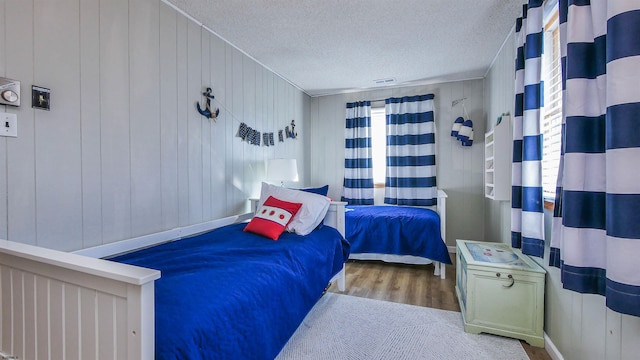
[541,6,562,200]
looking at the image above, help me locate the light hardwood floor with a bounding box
[328,258,551,360]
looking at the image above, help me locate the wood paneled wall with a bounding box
[0,0,309,251]
[484,26,640,360]
[483,31,515,245]
[309,80,486,246]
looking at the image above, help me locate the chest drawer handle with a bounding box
[502,274,514,288]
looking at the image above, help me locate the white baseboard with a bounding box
[544,332,564,360]
[448,245,456,253]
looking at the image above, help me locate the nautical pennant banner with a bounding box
[236,120,296,146]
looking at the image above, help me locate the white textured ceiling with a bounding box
[167,0,525,97]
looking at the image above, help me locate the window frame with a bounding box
[370,106,387,187]
[541,0,562,210]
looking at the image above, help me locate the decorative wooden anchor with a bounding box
[286,120,297,139]
[196,87,220,120]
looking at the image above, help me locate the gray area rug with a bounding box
[276,293,529,360]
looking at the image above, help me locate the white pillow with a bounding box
[258,182,330,236]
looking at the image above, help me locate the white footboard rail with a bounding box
[0,239,160,360]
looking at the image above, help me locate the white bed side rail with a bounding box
[74,213,251,259]
[0,239,160,360]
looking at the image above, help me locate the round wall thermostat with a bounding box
[1,90,18,103]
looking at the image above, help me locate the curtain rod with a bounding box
[371,97,468,106]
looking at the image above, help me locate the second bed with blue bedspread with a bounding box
[346,205,451,265]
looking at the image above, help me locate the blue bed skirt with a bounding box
[111,223,349,360]
[346,205,451,264]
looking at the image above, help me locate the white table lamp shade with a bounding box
[267,159,299,184]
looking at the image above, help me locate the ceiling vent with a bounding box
[373,78,396,85]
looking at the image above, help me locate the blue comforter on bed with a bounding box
[346,205,451,264]
[111,223,349,360]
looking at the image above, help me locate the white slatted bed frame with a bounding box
[348,189,449,279]
[0,202,347,360]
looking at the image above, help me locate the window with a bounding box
[371,107,386,186]
[541,0,562,202]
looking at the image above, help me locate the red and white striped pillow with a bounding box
[243,196,302,240]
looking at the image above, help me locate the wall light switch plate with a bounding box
[0,112,17,137]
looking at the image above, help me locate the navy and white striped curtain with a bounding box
[342,101,374,205]
[384,94,437,206]
[550,0,640,317]
[512,1,545,258]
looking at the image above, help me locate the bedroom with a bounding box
[0,0,638,359]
